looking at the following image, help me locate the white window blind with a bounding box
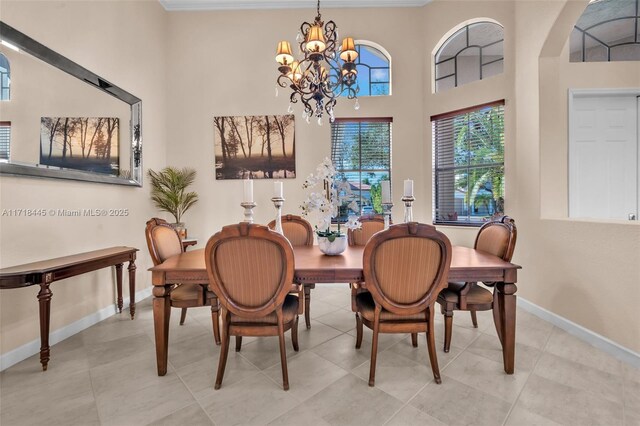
[0,122,10,161]
[331,118,392,217]
[432,101,505,225]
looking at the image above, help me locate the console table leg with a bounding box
[37,275,53,371]
[115,263,123,313]
[128,257,137,320]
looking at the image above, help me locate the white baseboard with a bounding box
[0,286,153,372]
[517,297,640,369]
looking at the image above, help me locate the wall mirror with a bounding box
[0,21,142,186]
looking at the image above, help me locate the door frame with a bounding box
[568,88,640,220]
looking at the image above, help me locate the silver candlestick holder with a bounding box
[271,197,285,234]
[401,196,415,223]
[240,201,257,224]
[382,202,393,230]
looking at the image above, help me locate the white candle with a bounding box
[274,181,283,198]
[381,180,391,204]
[403,179,413,197]
[243,179,254,203]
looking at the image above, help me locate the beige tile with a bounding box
[434,321,483,349]
[410,376,512,426]
[544,328,625,376]
[625,408,640,426]
[167,330,219,370]
[508,310,555,350]
[199,373,298,425]
[177,352,260,400]
[534,352,624,404]
[315,309,359,332]
[517,374,623,425]
[624,364,640,385]
[237,334,301,370]
[294,320,344,350]
[87,332,155,368]
[345,326,407,352]
[90,352,195,426]
[352,348,434,402]
[145,403,213,426]
[467,332,542,372]
[311,333,371,371]
[268,406,332,426]
[81,314,147,347]
[440,350,530,404]
[0,335,90,394]
[387,335,463,371]
[290,374,404,426]
[264,351,348,402]
[307,299,343,318]
[505,405,563,426]
[625,377,640,415]
[0,370,99,426]
[385,404,446,426]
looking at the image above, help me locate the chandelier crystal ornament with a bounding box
[275,0,359,125]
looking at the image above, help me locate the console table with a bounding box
[0,246,138,371]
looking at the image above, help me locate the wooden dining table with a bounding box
[149,245,520,376]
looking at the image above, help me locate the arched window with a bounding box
[332,41,391,97]
[0,53,10,100]
[570,0,640,62]
[434,21,504,93]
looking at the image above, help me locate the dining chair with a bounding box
[437,215,517,352]
[145,218,221,344]
[355,222,452,386]
[205,223,300,390]
[268,214,315,329]
[348,214,386,313]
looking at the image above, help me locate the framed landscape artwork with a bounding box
[40,117,120,176]
[214,115,295,180]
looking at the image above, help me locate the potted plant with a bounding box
[147,167,199,239]
[301,158,361,255]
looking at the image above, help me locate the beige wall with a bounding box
[1,0,638,360]
[0,0,167,356]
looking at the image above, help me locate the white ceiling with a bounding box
[159,0,431,11]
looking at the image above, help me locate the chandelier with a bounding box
[275,0,359,125]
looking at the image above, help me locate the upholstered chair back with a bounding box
[268,214,313,247]
[145,218,183,265]
[205,223,295,318]
[348,215,386,247]
[363,222,452,314]
[474,216,517,262]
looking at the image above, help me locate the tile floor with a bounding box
[1,284,638,426]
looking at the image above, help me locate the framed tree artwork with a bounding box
[214,115,295,180]
[40,117,120,176]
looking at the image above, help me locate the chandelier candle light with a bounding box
[241,179,256,223]
[381,180,393,230]
[272,181,285,235]
[402,179,415,223]
[275,0,359,125]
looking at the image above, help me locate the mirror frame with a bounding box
[0,21,142,187]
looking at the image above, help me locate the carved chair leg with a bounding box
[427,307,442,384]
[368,308,381,387]
[180,308,188,325]
[355,313,363,349]
[291,316,300,351]
[214,310,231,390]
[411,333,418,347]
[470,310,478,328]
[304,284,312,329]
[443,309,453,353]
[211,303,221,345]
[276,311,290,391]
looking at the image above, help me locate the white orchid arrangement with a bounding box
[301,158,361,240]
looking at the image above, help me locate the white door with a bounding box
[569,94,639,220]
